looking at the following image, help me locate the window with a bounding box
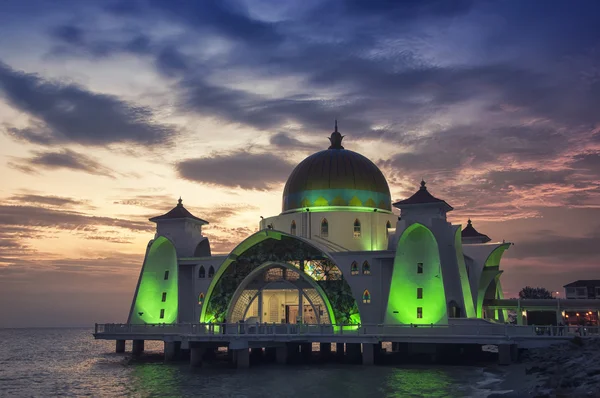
[321,218,329,238]
[353,219,361,238]
[161,292,167,302]
[362,261,371,275]
[386,220,392,229]
[160,309,165,319]
[290,220,297,236]
[198,293,205,305]
[208,266,215,278]
[576,287,587,297]
[350,261,359,276]
[363,289,371,304]
[417,263,423,274]
[417,288,423,299]
[199,266,205,278]
[595,287,600,299]
[566,287,576,297]
[417,307,423,319]
[164,270,169,280]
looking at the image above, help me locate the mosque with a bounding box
[127,123,511,328]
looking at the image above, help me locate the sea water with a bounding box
[0,328,507,397]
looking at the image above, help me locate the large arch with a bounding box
[225,261,335,324]
[385,222,448,325]
[128,236,178,324]
[200,230,360,324]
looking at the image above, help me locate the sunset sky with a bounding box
[1,0,599,327]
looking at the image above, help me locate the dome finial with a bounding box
[467,218,472,225]
[420,179,427,190]
[328,120,345,149]
[178,197,183,206]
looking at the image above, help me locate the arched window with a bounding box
[199,266,206,278]
[362,261,371,275]
[290,220,297,236]
[363,289,371,304]
[350,261,359,276]
[198,292,205,305]
[353,219,361,238]
[386,220,392,229]
[321,218,329,238]
[208,266,215,278]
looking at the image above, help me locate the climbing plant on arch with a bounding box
[201,230,361,324]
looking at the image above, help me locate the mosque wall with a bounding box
[261,211,396,252]
[154,220,206,258]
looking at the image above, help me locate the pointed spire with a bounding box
[328,120,345,149]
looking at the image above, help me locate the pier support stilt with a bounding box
[235,349,250,369]
[347,343,362,364]
[335,343,345,360]
[115,340,125,353]
[276,345,288,364]
[362,343,375,365]
[132,340,144,356]
[164,341,179,362]
[300,343,312,362]
[320,342,331,360]
[498,344,511,365]
[190,344,205,367]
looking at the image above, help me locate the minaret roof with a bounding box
[149,198,208,224]
[393,180,453,211]
[461,219,491,242]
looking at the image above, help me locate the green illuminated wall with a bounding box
[454,228,476,318]
[385,223,448,325]
[129,236,178,324]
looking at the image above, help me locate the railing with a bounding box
[94,322,599,339]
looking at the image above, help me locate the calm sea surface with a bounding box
[0,328,505,397]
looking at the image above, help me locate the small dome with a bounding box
[282,123,391,213]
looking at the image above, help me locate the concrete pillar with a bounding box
[510,344,519,362]
[115,340,125,353]
[320,342,331,357]
[276,345,288,364]
[498,344,511,365]
[362,343,375,365]
[190,344,205,367]
[235,349,250,369]
[132,340,144,356]
[265,347,276,362]
[164,341,181,362]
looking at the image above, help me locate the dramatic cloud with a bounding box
[176,151,295,190]
[8,149,114,177]
[0,62,176,146]
[9,193,92,208]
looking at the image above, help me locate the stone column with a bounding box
[235,349,250,369]
[362,343,375,365]
[190,344,205,367]
[132,340,144,356]
[276,345,288,364]
[498,344,511,365]
[115,340,125,353]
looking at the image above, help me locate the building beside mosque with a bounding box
[127,124,512,328]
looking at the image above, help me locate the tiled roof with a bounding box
[393,180,453,210]
[149,198,208,224]
[461,219,491,242]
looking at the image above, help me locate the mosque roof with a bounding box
[393,180,453,211]
[149,198,208,224]
[563,280,600,288]
[461,219,491,243]
[281,121,392,212]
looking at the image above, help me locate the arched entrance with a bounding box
[201,230,361,325]
[226,262,333,324]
